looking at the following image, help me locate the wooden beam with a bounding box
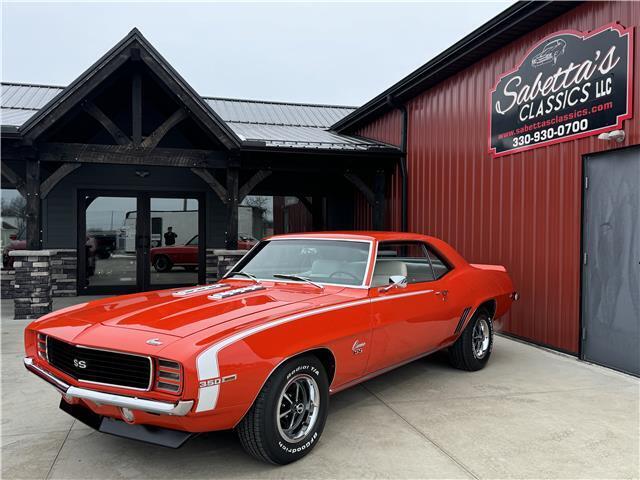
[238,170,272,202]
[226,167,240,249]
[132,72,142,146]
[40,163,82,199]
[373,170,386,230]
[23,51,131,142]
[82,101,131,146]
[344,172,375,206]
[190,168,227,203]
[0,161,27,197]
[141,109,188,149]
[25,157,41,249]
[38,143,227,168]
[139,50,240,150]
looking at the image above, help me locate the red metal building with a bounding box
[334,1,639,374]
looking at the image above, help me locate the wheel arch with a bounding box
[476,298,497,318]
[232,346,336,428]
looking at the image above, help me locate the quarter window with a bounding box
[372,241,450,286]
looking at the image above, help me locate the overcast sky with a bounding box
[2,1,511,106]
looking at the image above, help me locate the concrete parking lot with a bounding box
[2,297,638,479]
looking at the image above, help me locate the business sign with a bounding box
[489,23,633,157]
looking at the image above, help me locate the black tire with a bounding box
[449,308,493,371]
[237,355,329,465]
[153,255,172,273]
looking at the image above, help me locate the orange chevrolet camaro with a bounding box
[24,232,517,464]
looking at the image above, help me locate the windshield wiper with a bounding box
[273,274,324,291]
[226,271,260,283]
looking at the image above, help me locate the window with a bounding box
[229,239,371,286]
[372,241,450,286]
[186,235,198,246]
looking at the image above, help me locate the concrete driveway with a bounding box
[2,297,638,479]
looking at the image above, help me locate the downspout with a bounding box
[386,94,408,232]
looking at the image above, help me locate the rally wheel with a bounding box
[237,355,329,464]
[449,308,493,371]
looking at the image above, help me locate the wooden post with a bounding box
[373,170,386,230]
[225,166,239,249]
[25,156,41,249]
[312,196,324,231]
[132,72,142,146]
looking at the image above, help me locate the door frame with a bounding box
[77,189,206,295]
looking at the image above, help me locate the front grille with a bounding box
[46,336,152,390]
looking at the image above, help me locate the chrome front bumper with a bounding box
[24,357,193,416]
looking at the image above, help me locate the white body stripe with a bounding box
[194,288,434,412]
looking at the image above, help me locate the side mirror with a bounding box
[381,275,407,292]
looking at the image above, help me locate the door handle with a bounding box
[434,290,448,300]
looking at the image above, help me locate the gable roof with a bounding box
[13,28,242,150]
[332,1,581,132]
[2,82,395,151]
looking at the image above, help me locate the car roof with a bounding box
[265,231,440,243]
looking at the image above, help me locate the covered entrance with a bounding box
[1,29,400,300]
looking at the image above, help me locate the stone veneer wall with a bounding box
[1,269,15,299]
[49,249,77,297]
[10,251,53,320]
[206,249,248,283]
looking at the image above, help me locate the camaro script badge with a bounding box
[146,338,163,346]
[352,340,366,355]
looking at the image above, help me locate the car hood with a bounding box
[37,282,346,339]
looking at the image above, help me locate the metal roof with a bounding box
[1,82,393,151]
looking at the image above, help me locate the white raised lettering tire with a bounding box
[448,308,494,371]
[237,355,329,464]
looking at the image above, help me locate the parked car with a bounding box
[531,38,566,67]
[150,234,199,272]
[2,238,26,268]
[24,232,516,464]
[150,234,257,272]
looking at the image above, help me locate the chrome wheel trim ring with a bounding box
[472,317,491,359]
[276,373,320,443]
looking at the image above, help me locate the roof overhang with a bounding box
[332,0,582,132]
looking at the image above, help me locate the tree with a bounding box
[1,195,27,239]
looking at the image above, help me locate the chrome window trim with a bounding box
[224,237,375,289]
[47,337,154,392]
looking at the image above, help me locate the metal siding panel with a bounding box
[355,1,640,353]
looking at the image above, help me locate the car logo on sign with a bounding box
[73,359,87,369]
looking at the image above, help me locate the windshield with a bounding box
[228,239,371,286]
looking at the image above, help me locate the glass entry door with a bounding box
[148,196,204,289]
[78,191,205,295]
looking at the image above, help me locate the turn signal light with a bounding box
[37,333,48,360]
[155,359,182,394]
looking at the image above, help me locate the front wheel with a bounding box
[153,255,172,273]
[237,355,329,464]
[449,308,493,371]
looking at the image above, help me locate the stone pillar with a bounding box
[50,249,78,297]
[206,249,248,283]
[1,268,16,299]
[10,250,52,320]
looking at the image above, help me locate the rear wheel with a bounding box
[237,355,329,464]
[153,255,172,273]
[449,308,493,371]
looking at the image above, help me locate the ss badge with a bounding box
[73,359,87,369]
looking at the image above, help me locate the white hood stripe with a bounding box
[194,289,433,412]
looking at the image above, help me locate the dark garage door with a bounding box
[582,146,639,376]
